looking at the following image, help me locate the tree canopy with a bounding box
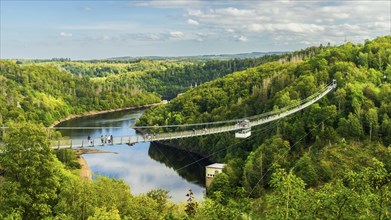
[1,36,390,219]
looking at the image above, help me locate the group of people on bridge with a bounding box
[86,134,114,145]
[100,135,113,145]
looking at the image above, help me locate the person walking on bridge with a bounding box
[87,135,92,145]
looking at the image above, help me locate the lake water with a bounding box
[55,109,211,202]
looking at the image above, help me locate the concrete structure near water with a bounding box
[205,163,225,188]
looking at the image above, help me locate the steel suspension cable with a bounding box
[132,81,333,129]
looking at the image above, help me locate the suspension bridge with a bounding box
[46,80,337,149]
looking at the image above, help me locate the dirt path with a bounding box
[78,156,92,181]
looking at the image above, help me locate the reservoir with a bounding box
[56,109,210,202]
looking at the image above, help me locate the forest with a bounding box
[137,36,391,218]
[0,53,280,129]
[0,36,390,219]
[0,61,161,127]
[44,54,281,98]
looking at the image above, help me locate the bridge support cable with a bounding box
[131,80,336,130]
[174,120,280,172]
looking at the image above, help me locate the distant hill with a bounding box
[107,51,287,61]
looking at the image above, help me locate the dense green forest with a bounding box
[0,61,161,127]
[46,54,281,98]
[0,53,281,129]
[137,36,391,218]
[0,36,390,219]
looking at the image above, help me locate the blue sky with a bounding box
[1,0,390,60]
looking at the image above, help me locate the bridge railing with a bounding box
[50,135,145,149]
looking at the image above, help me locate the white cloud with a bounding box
[187,9,203,17]
[215,7,254,17]
[247,24,263,32]
[246,23,324,33]
[184,1,389,46]
[6,0,389,59]
[187,19,199,25]
[170,31,185,39]
[237,36,248,42]
[59,32,72,37]
[371,21,390,29]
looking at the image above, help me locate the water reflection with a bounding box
[56,110,142,139]
[149,142,212,187]
[55,110,207,202]
[82,143,205,202]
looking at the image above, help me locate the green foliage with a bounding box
[381,114,391,146]
[0,122,61,219]
[147,188,172,214]
[87,207,121,220]
[55,148,81,169]
[0,211,22,220]
[54,175,173,219]
[243,136,290,195]
[293,153,318,186]
[40,55,281,98]
[265,168,309,219]
[194,198,249,220]
[139,36,391,218]
[2,36,391,219]
[308,158,391,219]
[0,60,161,128]
[207,173,232,203]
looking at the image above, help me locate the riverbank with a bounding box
[74,148,116,181]
[74,148,117,155]
[78,156,92,181]
[49,101,167,128]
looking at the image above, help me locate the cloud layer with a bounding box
[182,1,390,45]
[1,0,390,59]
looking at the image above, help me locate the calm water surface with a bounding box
[56,110,210,202]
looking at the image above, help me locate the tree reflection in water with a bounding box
[148,142,213,187]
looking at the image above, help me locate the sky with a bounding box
[1,0,390,60]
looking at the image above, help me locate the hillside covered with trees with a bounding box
[43,54,281,98]
[0,53,281,129]
[137,36,391,218]
[0,36,390,219]
[0,61,161,127]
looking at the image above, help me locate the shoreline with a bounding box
[75,148,116,181]
[52,101,165,181]
[49,101,165,128]
[78,155,92,181]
